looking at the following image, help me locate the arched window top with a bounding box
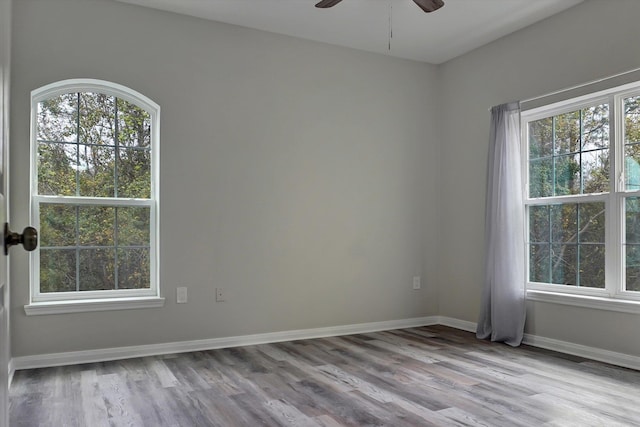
[32,79,160,118]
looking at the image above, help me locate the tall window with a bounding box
[523,82,640,303]
[30,80,159,306]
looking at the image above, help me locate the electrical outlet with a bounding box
[177,287,188,303]
[216,287,225,302]
[413,276,421,290]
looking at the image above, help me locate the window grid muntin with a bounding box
[31,195,156,302]
[527,201,606,288]
[37,93,147,291]
[524,98,611,295]
[624,196,640,292]
[37,93,151,200]
[528,103,610,198]
[38,202,152,292]
[30,79,159,304]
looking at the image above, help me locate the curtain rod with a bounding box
[488,65,640,111]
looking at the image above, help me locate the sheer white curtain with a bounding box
[476,102,526,347]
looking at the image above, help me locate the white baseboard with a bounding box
[522,333,640,371]
[437,316,640,372]
[12,316,439,371]
[11,315,640,373]
[436,316,477,333]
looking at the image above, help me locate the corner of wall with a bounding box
[7,358,13,388]
[431,63,446,318]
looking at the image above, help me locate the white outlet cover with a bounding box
[413,277,421,290]
[177,287,188,303]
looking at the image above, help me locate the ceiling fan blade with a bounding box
[413,0,445,13]
[315,0,344,8]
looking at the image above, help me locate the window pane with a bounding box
[117,148,150,198]
[529,158,552,198]
[578,202,606,244]
[78,144,115,197]
[554,154,580,195]
[40,249,76,293]
[529,244,550,283]
[624,95,640,144]
[626,197,640,244]
[580,105,610,195]
[40,204,76,247]
[626,245,640,292]
[117,99,151,148]
[625,198,640,291]
[581,104,609,151]
[117,207,150,246]
[37,143,77,196]
[625,144,640,191]
[582,149,609,193]
[530,106,610,197]
[79,93,115,146]
[530,203,605,288]
[37,94,78,143]
[78,206,115,246]
[529,205,550,242]
[555,111,580,155]
[579,244,605,288]
[118,248,150,289]
[551,244,577,285]
[529,117,552,159]
[79,248,115,291]
[551,204,577,243]
[625,96,640,191]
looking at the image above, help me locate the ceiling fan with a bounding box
[315,0,445,13]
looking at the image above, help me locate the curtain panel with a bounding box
[477,102,526,347]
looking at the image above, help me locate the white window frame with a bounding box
[25,79,163,315]
[522,81,640,313]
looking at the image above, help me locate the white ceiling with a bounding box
[115,0,584,64]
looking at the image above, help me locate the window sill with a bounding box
[24,296,165,316]
[527,290,640,314]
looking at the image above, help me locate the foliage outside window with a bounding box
[524,83,640,301]
[30,80,159,304]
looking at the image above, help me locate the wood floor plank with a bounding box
[10,326,640,426]
[313,414,344,427]
[263,398,320,427]
[289,379,388,426]
[99,372,146,426]
[79,370,109,427]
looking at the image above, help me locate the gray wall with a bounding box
[438,0,640,356]
[10,0,440,356]
[10,0,640,360]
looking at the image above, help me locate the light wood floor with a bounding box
[9,325,640,426]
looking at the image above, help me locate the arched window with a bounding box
[28,79,161,313]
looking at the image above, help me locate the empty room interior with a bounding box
[3,0,640,425]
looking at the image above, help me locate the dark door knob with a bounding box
[4,223,38,255]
